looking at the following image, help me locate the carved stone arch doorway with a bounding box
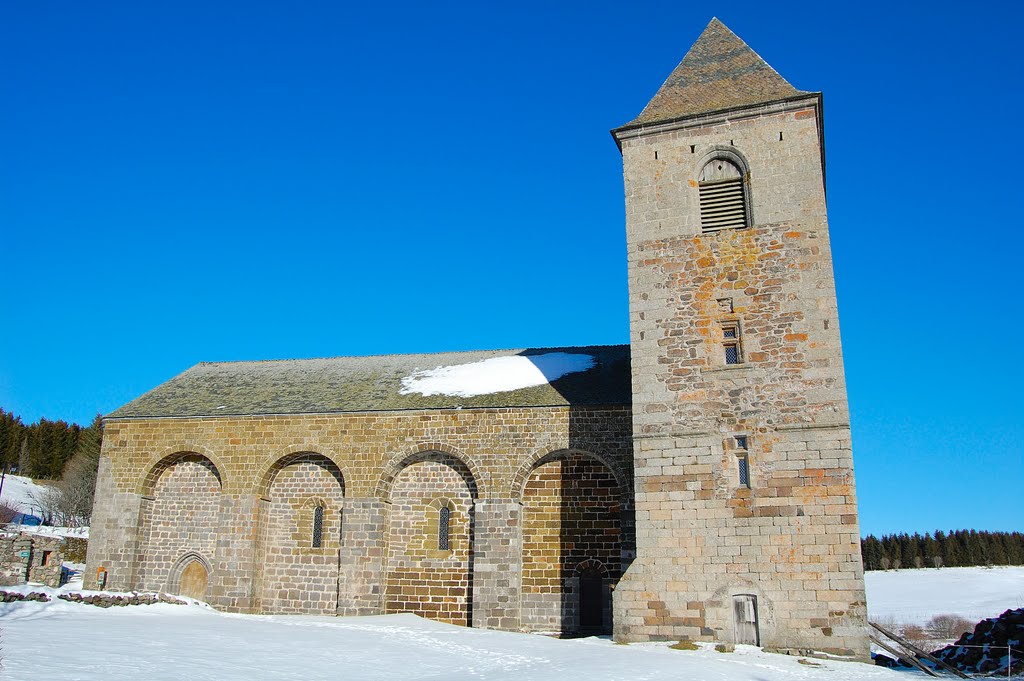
[169,552,212,601]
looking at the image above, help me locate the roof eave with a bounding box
[611,92,822,151]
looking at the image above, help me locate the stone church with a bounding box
[86,19,869,656]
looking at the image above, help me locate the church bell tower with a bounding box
[611,19,868,657]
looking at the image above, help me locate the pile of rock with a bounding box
[0,590,50,602]
[931,608,1024,676]
[0,589,188,608]
[57,592,187,608]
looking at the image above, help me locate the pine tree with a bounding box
[922,532,939,568]
[861,536,883,571]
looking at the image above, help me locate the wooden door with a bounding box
[733,594,759,645]
[180,561,209,601]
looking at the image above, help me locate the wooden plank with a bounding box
[869,634,939,677]
[869,621,969,679]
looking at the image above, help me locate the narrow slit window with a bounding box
[721,322,743,365]
[438,506,451,551]
[312,505,324,548]
[738,455,750,487]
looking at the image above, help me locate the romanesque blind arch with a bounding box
[136,452,222,595]
[257,452,345,614]
[520,450,621,634]
[383,451,477,625]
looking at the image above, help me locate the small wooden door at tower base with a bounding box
[180,561,209,601]
[733,594,759,645]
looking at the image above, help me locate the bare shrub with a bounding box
[902,624,928,645]
[26,442,100,529]
[931,556,943,569]
[29,485,60,525]
[928,614,974,640]
[0,501,17,524]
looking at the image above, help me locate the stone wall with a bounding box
[0,532,67,587]
[258,454,345,614]
[136,454,221,595]
[384,456,474,625]
[614,98,868,656]
[521,452,624,633]
[85,405,634,635]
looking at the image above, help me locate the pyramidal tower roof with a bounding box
[618,18,809,130]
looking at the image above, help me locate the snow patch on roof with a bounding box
[399,352,596,398]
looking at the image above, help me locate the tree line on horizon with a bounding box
[0,408,103,526]
[861,530,1024,571]
[0,407,101,480]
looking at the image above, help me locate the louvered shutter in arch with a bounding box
[698,159,747,232]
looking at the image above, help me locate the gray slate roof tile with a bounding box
[107,345,631,419]
[615,18,808,131]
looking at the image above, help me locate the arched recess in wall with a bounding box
[255,451,345,616]
[168,551,213,602]
[136,452,223,596]
[380,447,478,627]
[518,449,623,636]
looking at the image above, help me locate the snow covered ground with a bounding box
[0,473,48,515]
[0,596,899,681]
[1,565,1021,679]
[0,473,88,537]
[865,565,1024,626]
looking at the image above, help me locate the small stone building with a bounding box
[87,19,869,656]
[1,532,69,587]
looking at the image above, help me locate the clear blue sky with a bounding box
[2,1,1021,537]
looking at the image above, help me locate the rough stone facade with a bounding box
[609,19,868,656]
[86,406,635,635]
[0,532,68,587]
[86,19,867,656]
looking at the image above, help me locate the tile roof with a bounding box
[106,345,631,419]
[616,18,808,131]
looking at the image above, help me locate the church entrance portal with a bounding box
[179,561,209,601]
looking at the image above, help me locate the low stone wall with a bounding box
[0,532,70,587]
[58,592,187,607]
[0,590,187,607]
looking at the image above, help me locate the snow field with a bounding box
[0,602,901,681]
[864,565,1024,626]
[0,473,48,513]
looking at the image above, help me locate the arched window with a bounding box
[438,506,450,551]
[698,157,748,232]
[311,504,324,548]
